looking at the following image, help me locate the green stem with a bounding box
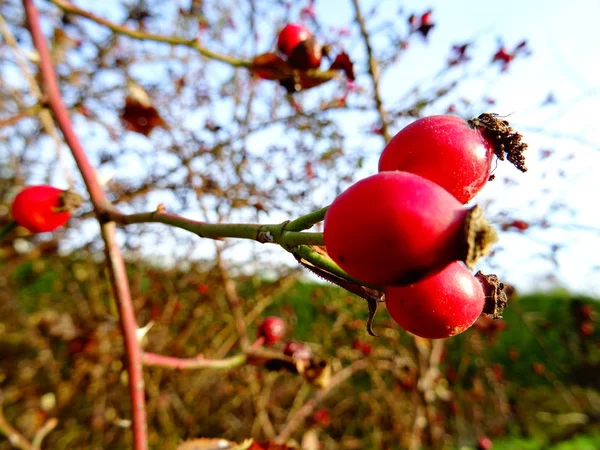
[108,209,323,247]
[0,221,17,241]
[280,231,324,247]
[285,206,329,232]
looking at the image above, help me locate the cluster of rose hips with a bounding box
[9,185,82,233]
[324,114,527,339]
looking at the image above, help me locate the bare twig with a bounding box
[0,14,74,188]
[0,402,33,450]
[31,418,58,450]
[142,352,247,370]
[351,0,391,143]
[48,0,251,67]
[275,359,371,442]
[216,246,250,351]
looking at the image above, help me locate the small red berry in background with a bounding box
[477,436,494,450]
[502,219,529,231]
[257,316,286,346]
[532,362,545,375]
[311,408,331,428]
[379,115,527,203]
[385,262,486,339]
[352,339,372,356]
[324,171,496,286]
[277,23,312,58]
[283,340,313,361]
[11,185,82,233]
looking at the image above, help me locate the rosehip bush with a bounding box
[323,171,496,286]
[378,114,528,203]
[257,316,286,346]
[385,262,486,339]
[11,185,82,233]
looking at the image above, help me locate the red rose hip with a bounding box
[385,262,485,339]
[378,114,527,203]
[11,185,82,233]
[257,316,286,346]
[277,23,312,58]
[323,171,496,286]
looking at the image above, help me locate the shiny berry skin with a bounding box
[257,316,285,346]
[283,341,313,360]
[277,23,312,58]
[323,171,495,286]
[11,186,80,233]
[378,115,495,203]
[385,262,485,339]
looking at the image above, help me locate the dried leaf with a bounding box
[120,82,168,136]
[250,52,294,81]
[329,52,355,81]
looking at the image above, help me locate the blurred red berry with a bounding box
[277,23,312,58]
[352,339,372,356]
[311,408,331,427]
[421,10,433,25]
[257,317,286,346]
[532,362,545,375]
[579,321,594,337]
[477,436,494,450]
[11,185,81,233]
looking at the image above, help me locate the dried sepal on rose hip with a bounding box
[475,271,509,319]
[323,171,497,286]
[385,262,486,339]
[11,185,82,233]
[257,316,286,346]
[378,114,528,203]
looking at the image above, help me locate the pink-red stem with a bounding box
[22,1,148,449]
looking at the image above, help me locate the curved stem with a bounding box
[48,0,251,68]
[22,2,148,449]
[285,206,328,232]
